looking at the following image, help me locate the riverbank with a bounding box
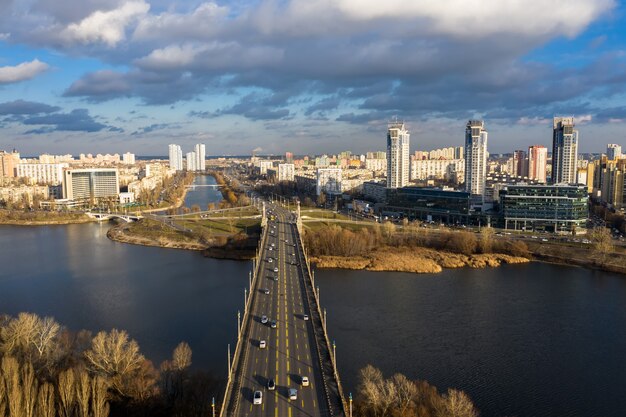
[107,219,259,260]
[311,246,529,274]
[0,209,95,225]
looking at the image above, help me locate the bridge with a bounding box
[186,184,223,189]
[221,203,346,417]
[85,212,143,222]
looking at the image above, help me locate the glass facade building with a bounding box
[386,187,471,223]
[500,184,588,232]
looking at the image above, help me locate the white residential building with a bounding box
[410,158,465,183]
[16,163,68,185]
[122,152,136,165]
[365,158,387,172]
[194,143,206,171]
[168,144,183,171]
[464,120,488,197]
[62,168,120,201]
[551,117,578,184]
[258,160,274,175]
[186,151,197,172]
[386,122,410,188]
[316,168,342,195]
[278,163,295,182]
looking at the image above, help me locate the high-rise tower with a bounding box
[464,120,488,197]
[194,143,206,171]
[528,145,548,183]
[607,143,622,160]
[551,117,578,184]
[168,144,183,171]
[386,122,410,188]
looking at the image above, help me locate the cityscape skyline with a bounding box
[0,0,625,155]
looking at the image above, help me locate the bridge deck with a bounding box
[223,205,345,417]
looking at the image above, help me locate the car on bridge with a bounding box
[267,379,276,391]
[303,314,309,321]
[273,267,278,272]
[263,288,270,295]
[253,391,263,405]
[301,376,309,386]
[261,315,268,324]
[271,320,277,329]
[288,388,298,401]
[268,258,273,263]
[259,340,266,349]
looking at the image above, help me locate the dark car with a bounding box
[268,379,276,390]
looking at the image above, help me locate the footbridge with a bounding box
[220,202,347,417]
[85,212,143,222]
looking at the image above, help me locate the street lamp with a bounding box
[349,393,353,417]
[212,397,216,417]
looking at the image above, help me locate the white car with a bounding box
[259,340,266,349]
[268,258,273,263]
[301,376,309,387]
[261,315,268,324]
[268,247,273,251]
[274,267,278,272]
[253,391,263,405]
[303,314,309,321]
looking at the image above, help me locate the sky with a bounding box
[0,0,625,156]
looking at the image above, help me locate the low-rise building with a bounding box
[499,184,588,233]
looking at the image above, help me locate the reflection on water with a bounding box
[317,264,626,417]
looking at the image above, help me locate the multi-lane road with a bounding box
[226,204,343,417]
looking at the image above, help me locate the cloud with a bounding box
[0,100,60,115]
[63,70,132,101]
[0,59,49,84]
[60,0,150,47]
[131,123,179,135]
[22,109,114,133]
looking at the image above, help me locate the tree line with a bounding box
[0,313,220,417]
[304,223,530,258]
[355,365,478,417]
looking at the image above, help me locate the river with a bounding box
[0,177,625,416]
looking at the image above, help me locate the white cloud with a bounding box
[278,0,614,39]
[133,2,228,41]
[60,0,149,47]
[574,114,593,124]
[0,59,49,84]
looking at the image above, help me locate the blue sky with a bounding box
[0,0,624,156]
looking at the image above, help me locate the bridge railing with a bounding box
[219,216,268,417]
[295,222,348,416]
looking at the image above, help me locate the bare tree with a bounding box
[32,316,60,358]
[478,227,494,254]
[75,369,91,417]
[589,227,613,257]
[91,376,110,417]
[1,313,39,357]
[172,342,192,371]
[357,365,385,417]
[58,368,76,417]
[0,373,7,417]
[36,382,55,417]
[22,362,38,417]
[2,356,23,417]
[390,373,416,415]
[84,329,144,396]
[436,389,478,417]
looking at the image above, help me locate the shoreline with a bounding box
[310,246,530,274]
[107,222,256,260]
